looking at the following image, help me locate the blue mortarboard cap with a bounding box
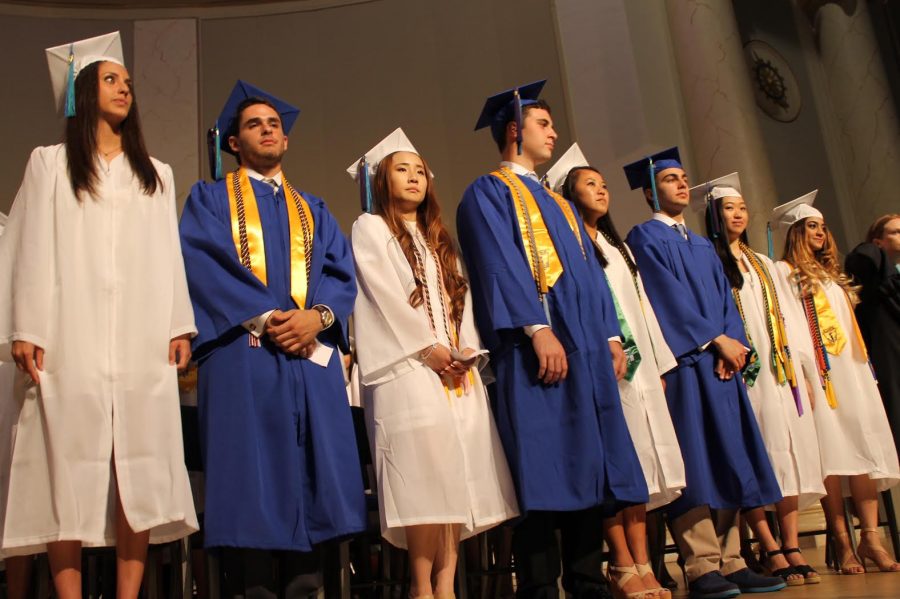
[622,147,683,212]
[207,80,300,180]
[622,147,683,190]
[474,79,546,154]
[214,80,300,156]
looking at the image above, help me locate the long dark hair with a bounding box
[562,166,638,278]
[65,61,161,199]
[372,152,468,331]
[706,197,749,289]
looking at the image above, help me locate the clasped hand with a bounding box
[423,344,476,387]
[712,334,748,380]
[265,309,323,358]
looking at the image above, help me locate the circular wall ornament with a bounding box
[744,39,802,122]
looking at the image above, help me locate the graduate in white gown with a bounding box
[772,193,900,575]
[348,129,518,599]
[695,174,825,585]
[0,32,198,598]
[547,144,685,599]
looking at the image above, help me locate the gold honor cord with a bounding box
[739,246,801,406]
[227,169,315,346]
[228,169,268,286]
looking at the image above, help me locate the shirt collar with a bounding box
[500,161,540,183]
[244,168,283,186]
[652,212,686,227]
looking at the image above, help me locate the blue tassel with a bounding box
[648,158,660,212]
[358,158,373,213]
[214,128,222,181]
[707,191,720,239]
[767,223,774,259]
[513,88,523,156]
[64,44,76,118]
[206,126,223,181]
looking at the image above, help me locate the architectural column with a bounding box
[133,19,200,210]
[665,0,779,245]
[799,0,900,240]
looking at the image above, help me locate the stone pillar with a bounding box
[665,0,779,245]
[133,19,200,210]
[798,0,900,241]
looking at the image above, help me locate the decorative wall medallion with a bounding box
[744,39,802,122]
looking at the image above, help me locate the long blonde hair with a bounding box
[782,217,859,303]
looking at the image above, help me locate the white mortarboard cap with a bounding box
[346,127,423,181]
[46,31,124,115]
[688,172,742,213]
[544,143,590,193]
[770,190,821,235]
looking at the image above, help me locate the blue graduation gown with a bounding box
[456,173,648,513]
[179,178,366,550]
[626,219,782,516]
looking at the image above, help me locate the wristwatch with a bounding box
[312,304,335,330]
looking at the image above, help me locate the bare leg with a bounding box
[603,512,648,596]
[744,506,801,582]
[820,475,864,574]
[406,524,442,597]
[622,505,664,591]
[115,493,150,599]
[431,524,461,597]
[47,541,82,599]
[5,555,34,599]
[850,474,900,572]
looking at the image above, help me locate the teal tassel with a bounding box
[214,128,222,181]
[767,223,774,259]
[64,44,76,118]
[648,158,660,211]
[357,158,373,213]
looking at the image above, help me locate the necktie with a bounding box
[672,223,688,240]
[261,177,279,193]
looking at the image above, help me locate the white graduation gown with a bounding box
[0,145,198,557]
[735,253,824,509]
[351,213,518,549]
[595,234,686,510]
[776,261,900,493]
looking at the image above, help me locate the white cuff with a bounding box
[523,324,550,338]
[243,310,275,338]
[608,336,622,344]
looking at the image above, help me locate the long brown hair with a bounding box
[372,152,468,333]
[65,61,161,199]
[783,217,859,303]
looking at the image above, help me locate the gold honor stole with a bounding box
[490,168,585,318]
[789,263,869,409]
[227,168,315,346]
[736,246,802,414]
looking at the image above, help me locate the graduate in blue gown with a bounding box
[179,81,365,598]
[623,149,785,598]
[456,80,648,599]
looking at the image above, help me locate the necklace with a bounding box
[99,146,122,157]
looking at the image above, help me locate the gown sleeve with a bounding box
[0,147,58,355]
[626,225,723,358]
[305,196,357,352]
[456,177,549,342]
[178,181,279,360]
[351,213,437,385]
[160,164,197,340]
